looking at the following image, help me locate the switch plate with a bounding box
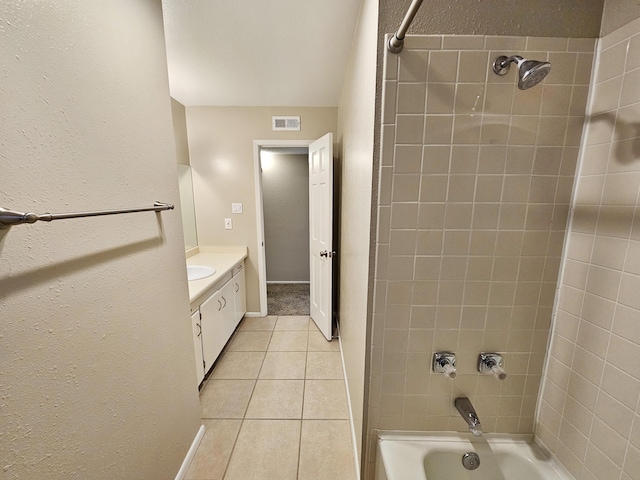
[224,218,232,230]
[232,203,243,214]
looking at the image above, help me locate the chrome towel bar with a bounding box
[0,201,174,228]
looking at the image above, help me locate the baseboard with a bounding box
[338,330,361,480]
[243,311,263,318]
[174,424,205,480]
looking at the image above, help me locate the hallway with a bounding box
[185,315,357,480]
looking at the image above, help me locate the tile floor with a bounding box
[185,315,358,480]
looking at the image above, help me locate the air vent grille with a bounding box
[272,116,301,131]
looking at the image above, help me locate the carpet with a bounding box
[267,283,310,316]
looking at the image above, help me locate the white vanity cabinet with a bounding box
[191,310,205,385]
[189,256,247,386]
[233,263,246,323]
[199,274,235,373]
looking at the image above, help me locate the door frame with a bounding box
[252,139,313,316]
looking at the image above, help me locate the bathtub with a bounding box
[375,432,573,480]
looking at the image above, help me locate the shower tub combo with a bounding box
[375,432,573,480]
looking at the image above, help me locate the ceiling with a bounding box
[162,0,363,107]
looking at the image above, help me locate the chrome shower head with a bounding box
[492,55,551,90]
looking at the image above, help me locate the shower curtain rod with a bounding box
[0,201,174,228]
[388,0,425,53]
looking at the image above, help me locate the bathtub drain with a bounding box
[462,452,480,470]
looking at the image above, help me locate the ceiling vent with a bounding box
[272,116,301,131]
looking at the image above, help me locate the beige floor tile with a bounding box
[303,380,349,419]
[210,351,265,380]
[245,380,304,419]
[274,315,311,331]
[268,330,308,351]
[200,379,255,419]
[239,316,277,331]
[298,420,357,480]
[306,351,344,379]
[224,420,301,480]
[308,328,340,352]
[259,351,307,379]
[184,419,241,480]
[227,331,272,352]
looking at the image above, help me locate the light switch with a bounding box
[224,218,232,230]
[232,203,243,214]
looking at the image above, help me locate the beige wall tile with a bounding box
[396,115,425,144]
[399,50,428,82]
[427,83,456,113]
[394,145,422,173]
[598,41,628,83]
[458,51,490,82]
[424,115,454,144]
[397,83,426,114]
[443,35,484,50]
[428,51,459,82]
[371,33,600,472]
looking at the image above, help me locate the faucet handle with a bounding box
[433,352,457,378]
[478,353,507,380]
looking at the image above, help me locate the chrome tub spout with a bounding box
[455,397,482,437]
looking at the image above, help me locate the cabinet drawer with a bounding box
[232,263,244,276]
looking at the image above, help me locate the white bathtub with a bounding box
[376,432,573,480]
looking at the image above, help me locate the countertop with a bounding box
[186,245,248,307]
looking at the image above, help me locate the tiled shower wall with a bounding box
[536,18,640,480]
[365,35,595,477]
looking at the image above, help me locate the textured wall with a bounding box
[366,34,595,479]
[379,0,604,38]
[262,153,310,282]
[0,1,201,479]
[186,106,337,313]
[337,0,379,468]
[536,18,640,479]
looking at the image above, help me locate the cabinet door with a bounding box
[220,279,236,340]
[191,310,205,386]
[233,265,246,324]
[200,289,226,372]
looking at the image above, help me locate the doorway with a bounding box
[253,139,312,318]
[260,146,310,316]
[253,135,335,340]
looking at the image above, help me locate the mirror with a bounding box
[177,164,197,249]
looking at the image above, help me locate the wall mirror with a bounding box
[177,164,197,249]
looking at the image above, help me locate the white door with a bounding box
[309,133,333,340]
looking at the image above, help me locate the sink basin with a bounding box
[187,265,216,281]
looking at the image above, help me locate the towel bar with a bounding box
[0,201,174,228]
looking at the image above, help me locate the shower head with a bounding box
[492,55,551,90]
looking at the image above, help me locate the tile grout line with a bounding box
[295,324,311,479]
[220,316,276,480]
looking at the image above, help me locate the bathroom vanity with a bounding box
[186,246,248,386]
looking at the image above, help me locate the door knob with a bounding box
[320,250,328,257]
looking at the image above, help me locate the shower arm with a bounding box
[492,55,523,75]
[388,0,425,53]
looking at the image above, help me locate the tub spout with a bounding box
[455,397,482,437]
